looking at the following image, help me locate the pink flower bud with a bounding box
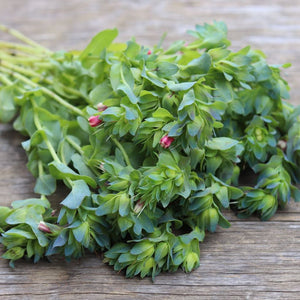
[96,103,108,112]
[134,200,145,214]
[160,135,174,149]
[99,162,105,172]
[38,221,52,234]
[88,116,102,127]
[147,50,152,55]
[277,140,287,151]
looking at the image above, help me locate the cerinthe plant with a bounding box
[0,22,299,279]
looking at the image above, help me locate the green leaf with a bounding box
[96,196,115,216]
[34,174,56,196]
[125,41,140,58]
[187,122,199,136]
[180,227,205,244]
[200,208,219,232]
[58,137,76,165]
[206,157,222,174]
[133,213,154,235]
[0,207,11,227]
[4,228,35,240]
[187,21,230,50]
[71,153,96,180]
[11,198,50,209]
[206,137,240,151]
[157,62,179,77]
[61,180,91,209]
[141,66,165,88]
[77,116,90,133]
[29,130,44,147]
[5,209,27,224]
[167,81,196,92]
[53,231,68,248]
[89,80,113,105]
[0,86,17,123]
[184,53,212,75]
[49,161,96,188]
[231,100,245,114]
[130,241,153,255]
[190,148,205,169]
[79,28,118,60]
[208,47,230,61]
[292,186,300,202]
[152,107,174,119]
[215,186,229,208]
[154,242,169,262]
[118,252,135,263]
[110,62,122,90]
[117,84,139,104]
[164,40,185,54]
[178,89,195,111]
[118,193,130,217]
[105,243,130,259]
[118,217,133,232]
[73,222,89,243]
[2,247,25,261]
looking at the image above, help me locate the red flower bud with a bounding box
[160,135,174,149]
[147,50,152,55]
[88,116,102,127]
[38,221,52,234]
[96,102,108,112]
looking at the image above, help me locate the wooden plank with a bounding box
[0,222,299,298]
[0,0,300,299]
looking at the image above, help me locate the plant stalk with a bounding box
[111,137,133,168]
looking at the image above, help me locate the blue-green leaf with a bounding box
[61,180,91,209]
[167,81,196,92]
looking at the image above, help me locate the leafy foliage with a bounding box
[0,22,299,278]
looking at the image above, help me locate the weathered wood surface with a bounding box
[0,0,300,299]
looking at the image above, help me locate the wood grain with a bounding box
[0,0,300,299]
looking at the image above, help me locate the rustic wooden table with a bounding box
[1,0,300,299]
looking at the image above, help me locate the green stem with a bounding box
[32,110,60,163]
[1,60,89,101]
[39,86,84,116]
[282,101,294,113]
[37,162,49,203]
[32,62,53,68]
[0,40,48,55]
[0,73,13,85]
[40,194,48,201]
[1,60,52,85]
[0,50,38,58]
[229,201,238,205]
[111,137,133,168]
[0,65,85,117]
[38,160,44,176]
[65,136,99,175]
[0,24,52,54]
[56,82,90,101]
[146,70,168,84]
[0,52,48,63]
[31,101,73,187]
[66,136,84,155]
